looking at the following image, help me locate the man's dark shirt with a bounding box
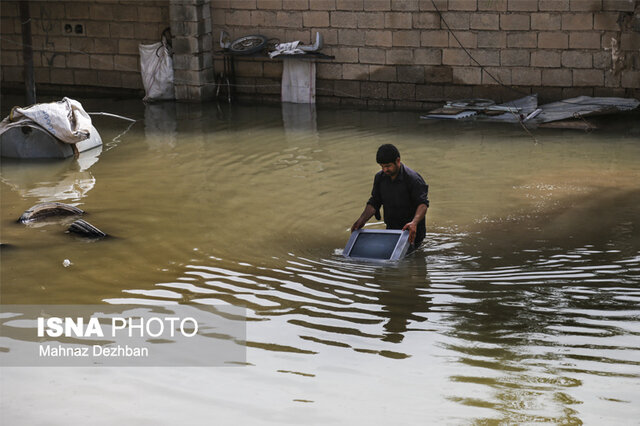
[367,164,429,247]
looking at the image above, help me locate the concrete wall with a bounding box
[1,0,639,106]
[214,0,640,107]
[1,0,169,95]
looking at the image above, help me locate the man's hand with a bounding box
[351,204,377,232]
[402,221,417,244]
[351,218,366,232]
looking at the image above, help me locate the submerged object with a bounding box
[68,219,107,238]
[0,122,102,159]
[343,229,410,261]
[18,202,84,223]
[0,97,102,159]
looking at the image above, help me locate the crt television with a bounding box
[343,229,411,261]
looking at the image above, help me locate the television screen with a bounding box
[343,229,410,261]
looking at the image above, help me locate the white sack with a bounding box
[139,42,174,102]
[0,97,92,144]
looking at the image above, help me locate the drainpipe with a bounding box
[19,0,36,105]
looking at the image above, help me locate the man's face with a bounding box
[379,158,401,178]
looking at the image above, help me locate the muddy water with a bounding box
[1,99,639,424]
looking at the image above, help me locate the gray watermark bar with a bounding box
[0,304,246,367]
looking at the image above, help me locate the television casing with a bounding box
[343,229,411,261]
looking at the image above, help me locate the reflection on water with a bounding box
[1,100,639,424]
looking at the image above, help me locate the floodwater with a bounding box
[1,98,639,424]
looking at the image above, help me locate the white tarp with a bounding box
[139,42,174,102]
[0,97,92,144]
[281,58,316,104]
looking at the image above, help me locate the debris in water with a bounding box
[63,259,72,267]
[68,219,107,238]
[18,202,84,223]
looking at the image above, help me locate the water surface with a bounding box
[1,99,639,424]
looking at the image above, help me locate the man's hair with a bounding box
[376,144,400,164]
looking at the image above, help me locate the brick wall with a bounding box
[1,0,169,95]
[1,0,639,106]
[212,0,640,107]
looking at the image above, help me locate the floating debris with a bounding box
[63,259,72,267]
[68,219,107,238]
[18,202,84,223]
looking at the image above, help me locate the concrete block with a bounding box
[89,5,114,21]
[358,47,386,63]
[138,6,166,23]
[276,11,303,27]
[96,70,123,87]
[114,55,139,72]
[538,31,569,49]
[449,31,477,48]
[471,49,500,66]
[51,69,74,85]
[303,11,329,27]
[89,54,114,70]
[388,83,416,100]
[478,31,507,48]
[481,67,511,85]
[369,65,397,81]
[66,3,90,19]
[603,0,636,11]
[448,0,477,11]
[621,33,640,51]
[336,0,363,10]
[331,46,359,63]
[477,0,507,11]
[74,69,99,86]
[539,0,569,10]
[113,5,139,22]
[413,12,441,29]
[393,30,421,47]
[342,63,369,79]
[391,0,419,11]
[452,66,482,84]
[470,13,499,30]
[541,68,572,86]
[118,39,140,55]
[110,22,135,39]
[263,61,283,78]
[283,0,309,10]
[331,11,358,28]
[593,12,620,30]
[443,85,473,99]
[531,50,561,67]
[386,48,413,64]
[285,29,311,43]
[570,0,602,11]
[416,84,444,101]
[511,67,541,85]
[500,14,530,30]
[385,12,413,28]
[501,48,530,66]
[418,0,449,12]
[562,51,592,68]
[507,32,537,48]
[604,69,621,87]
[311,0,336,10]
[569,32,601,48]
[230,0,257,9]
[339,29,365,46]
[255,77,280,95]
[531,13,561,30]
[508,0,538,11]
[0,50,19,67]
[573,69,604,86]
[397,65,425,83]
[365,30,392,47]
[365,1,390,11]
[592,51,611,69]
[251,11,277,26]
[442,48,471,65]
[335,80,361,97]
[421,31,449,47]
[226,10,251,26]
[121,72,143,89]
[414,48,442,65]
[562,13,593,30]
[361,81,388,98]
[440,12,470,29]
[621,70,640,88]
[357,12,385,28]
[317,63,342,79]
[135,23,163,41]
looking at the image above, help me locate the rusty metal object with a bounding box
[18,202,84,223]
[68,219,107,238]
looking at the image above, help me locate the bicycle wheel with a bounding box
[228,35,267,55]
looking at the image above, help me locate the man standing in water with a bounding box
[351,144,429,250]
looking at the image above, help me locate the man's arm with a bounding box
[402,203,428,244]
[351,204,377,232]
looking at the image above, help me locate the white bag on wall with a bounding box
[139,42,174,102]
